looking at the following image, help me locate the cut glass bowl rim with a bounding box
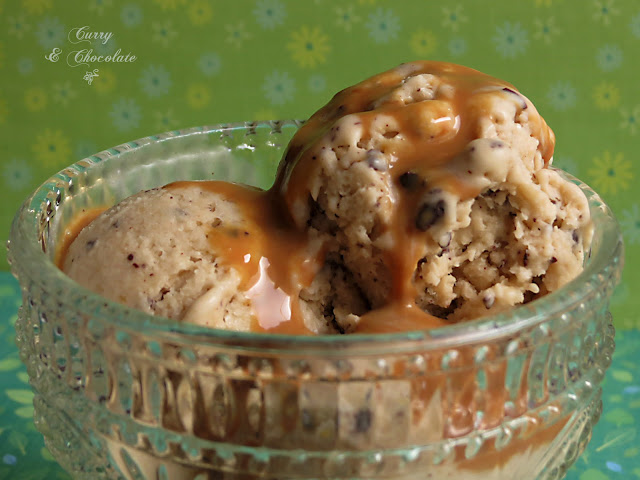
[8,120,625,351]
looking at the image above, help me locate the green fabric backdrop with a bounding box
[1,0,638,333]
[0,0,638,478]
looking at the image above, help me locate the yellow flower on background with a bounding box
[154,109,178,131]
[587,151,633,196]
[33,129,71,167]
[186,84,211,109]
[93,68,116,94]
[287,26,330,69]
[0,98,8,124]
[410,30,438,57]
[25,87,47,112]
[152,0,185,10]
[593,82,620,110]
[21,0,52,15]
[188,0,213,26]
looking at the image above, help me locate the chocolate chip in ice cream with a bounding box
[416,199,445,231]
[354,408,372,433]
[399,171,422,190]
[502,87,528,110]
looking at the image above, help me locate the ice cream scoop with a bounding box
[274,60,592,328]
[62,61,592,334]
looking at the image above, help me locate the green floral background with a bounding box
[0,0,638,328]
[0,0,638,478]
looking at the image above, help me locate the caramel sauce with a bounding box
[354,302,448,333]
[166,181,320,335]
[59,62,555,336]
[56,207,107,268]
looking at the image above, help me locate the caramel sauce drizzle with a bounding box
[60,62,555,335]
[166,181,319,335]
[56,207,107,269]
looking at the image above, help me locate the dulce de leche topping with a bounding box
[274,61,554,199]
[61,61,564,335]
[165,181,322,335]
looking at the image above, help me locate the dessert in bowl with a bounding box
[8,62,623,479]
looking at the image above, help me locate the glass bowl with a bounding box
[7,121,624,480]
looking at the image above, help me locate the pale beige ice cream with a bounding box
[62,61,592,334]
[62,182,367,334]
[276,61,592,328]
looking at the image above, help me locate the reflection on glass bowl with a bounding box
[8,121,623,479]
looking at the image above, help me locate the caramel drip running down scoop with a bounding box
[165,181,320,335]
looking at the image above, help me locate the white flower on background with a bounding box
[546,81,577,111]
[630,11,640,38]
[75,141,97,159]
[592,0,619,25]
[35,17,65,50]
[109,98,141,131]
[365,8,400,44]
[335,6,360,32]
[121,4,143,27]
[263,70,296,105]
[596,44,622,72]
[152,21,177,47]
[8,15,31,39]
[448,37,467,56]
[199,52,221,77]
[139,65,172,97]
[621,204,640,245]
[619,106,640,135]
[225,22,251,47]
[442,5,467,32]
[253,0,286,30]
[2,159,32,191]
[91,38,117,56]
[551,156,579,175]
[492,21,529,58]
[53,82,77,106]
[89,0,113,15]
[18,57,33,75]
[308,74,326,93]
[533,17,559,44]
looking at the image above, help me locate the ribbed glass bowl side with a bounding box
[8,121,623,479]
